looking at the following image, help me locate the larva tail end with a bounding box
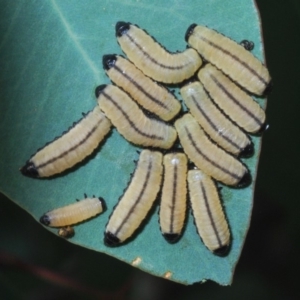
[240,142,254,158]
[95,84,107,98]
[213,244,230,257]
[163,233,180,244]
[185,23,197,42]
[102,54,117,70]
[237,171,252,188]
[40,214,50,226]
[98,197,107,211]
[116,21,130,37]
[20,161,39,178]
[104,231,120,247]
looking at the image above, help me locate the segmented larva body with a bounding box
[103,54,181,121]
[40,197,105,227]
[198,64,266,134]
[20,106,112,178]
[188,169,230,256]
[175,114,250,187]
[159,152,188,243]
[116,21,203,84]
[105,150,163,246]
[96,84,177,149]
[181,81,253,157]
[58,226,75,239]
[186,24,272,96]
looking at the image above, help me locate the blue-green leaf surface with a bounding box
[0,0,266,285]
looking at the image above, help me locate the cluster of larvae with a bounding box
[20,22,271,256]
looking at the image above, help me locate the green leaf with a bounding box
[0,0,266,285]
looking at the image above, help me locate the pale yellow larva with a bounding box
[186,24,272,96]
[104,150,163,246]
[96,84,177,149]
[116,21,202,84]
[20,106,112,178]
[103,54,181,121]
[159,152,188,243]
[40,197,105,227]
[181,81,253,157]
[174,113,250,187]
[188,169,230,256]
[198,64,266,133]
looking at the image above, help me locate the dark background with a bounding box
[1,0,299,299]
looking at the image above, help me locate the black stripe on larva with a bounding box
[210,74,264,128]
[190,95,242,152]
[20,161,39,177]
[40,214,50,226]
[185,23,197,42]
[115,21,130,37]
[102,54,117,70]
[199,35,268,87]
[34,118,105,171]
[114,160,153,237]
[124,28,190,71]
[184,126,241,182]
[169,164,178,234]
[200,181,223,249]
[101,90,165,141]
[105,55,169,110]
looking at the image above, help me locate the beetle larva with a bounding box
[198,64,266,134]
[103,54,181,121]
[174,113,250,187]
[96,84,177,149]
[104,150,163,246]
[159,152,188,243]
[185,24,272,96]
[116,21,202,84]
[180,81,253,157]
[20,106,112,178]
[40,196,106,227]
[188,169,230,256]
[58,226,75,239]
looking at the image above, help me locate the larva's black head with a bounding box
[163,233,180,244]
[240,40,254,51]
[40,214,50,226]
[185,23,197,42]
[262,79,273,97]
[104,231,120,247]
[20,161,39,178]
[213,244,230,257]
[95,84,107,98]
[98,197,107,211]
[237,171,252,188]
[240,142,254,158]
[115,21,130,37]
[102,54,117,70]
[256,121,269,135]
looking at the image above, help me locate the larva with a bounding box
[188,169,230,256]
[198,64,266,134]
[103,54,181,121]
[174,113,250,187]
[20,106,112,178]
[105,150,163,246]
[96,84,177,149]
[58,226,75,239]
[185,24,272,96]
[116,21,202,84]
[159,152,188,243]
[180,81,253,157]
[40,196,106,227]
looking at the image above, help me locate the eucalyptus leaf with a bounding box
[0,0,267,285]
